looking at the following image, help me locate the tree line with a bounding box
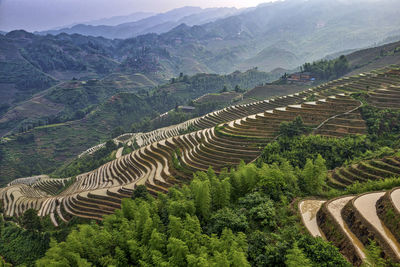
[300,55,350,80]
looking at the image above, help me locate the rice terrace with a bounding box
[2,0,400,266]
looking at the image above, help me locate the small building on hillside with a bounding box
[287,72,316,83]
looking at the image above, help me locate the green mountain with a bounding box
[0,33,57,106]
[0,31,120,106]
[0,73,159,136]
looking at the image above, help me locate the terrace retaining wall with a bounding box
[317,198,363,266]
[376,190,400,244]
[342,194,399,262]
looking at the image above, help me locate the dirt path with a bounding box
[354,192,400,258]
[299,200,326,237]
[327,196,366,260]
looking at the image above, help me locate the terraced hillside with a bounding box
[1,65,400,226]
[79,65,400,158]
[86,65,400,156]
[313,109,367,138]
[312,66,400,97]
[328,156,400,189]
[7,175,70,196]
[80,91,311,157]
[300,187,400,266]
[300,188,400,266]
[0,94,361,226]
[367,85,400,109]
[301,197,366,266]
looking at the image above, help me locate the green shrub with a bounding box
[279,116,312,138]
[261,135,372,169]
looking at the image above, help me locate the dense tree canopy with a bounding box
[35,160,348,266]
[279,116,312,138]
[301,55,350,80]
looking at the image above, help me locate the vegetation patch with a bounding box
[342,198,399,262]
[52,140,118,178]
[300,55,350,81]
[317,203,362,266]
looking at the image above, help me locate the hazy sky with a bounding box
[0,0,276,32]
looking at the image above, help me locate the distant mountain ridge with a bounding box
[40,6,240,39]
[3,0,400,115]
[61,12,155,27]
[27,0,400,76]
